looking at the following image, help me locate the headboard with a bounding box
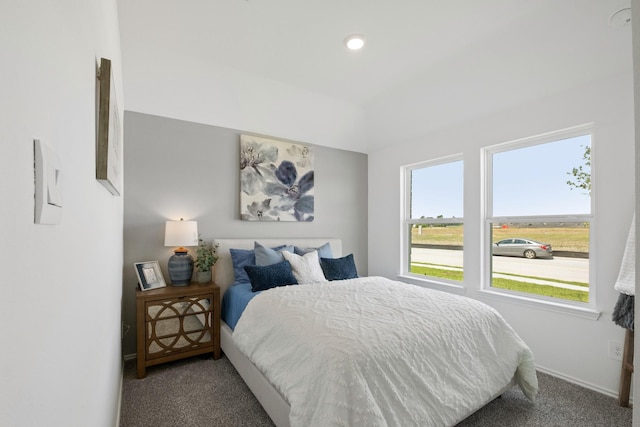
[213,238,342,299]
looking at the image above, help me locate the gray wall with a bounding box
[122,111,368,356]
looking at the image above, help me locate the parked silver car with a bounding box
[492,238,553,259]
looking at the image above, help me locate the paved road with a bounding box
[411,248,589,283]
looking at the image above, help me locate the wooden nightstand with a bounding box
[136,282,221,379]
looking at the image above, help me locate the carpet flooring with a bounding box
[120,355,632,426]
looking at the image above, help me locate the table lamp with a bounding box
[164,218,198,286]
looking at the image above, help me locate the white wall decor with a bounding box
[240,134,314,221]
[34,139,63,225]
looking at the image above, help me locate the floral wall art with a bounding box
[240,134,314,221]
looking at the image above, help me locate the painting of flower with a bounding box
[240,135,314,221]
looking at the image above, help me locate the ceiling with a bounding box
[118,0,632,150]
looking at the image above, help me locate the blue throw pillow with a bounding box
[320,254,358,281]
[230,248,255,284]
[244,261,298,292]
[231,245,288,283]
[255,242,294,266]
[294,242,333,259]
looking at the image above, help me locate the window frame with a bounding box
[400,154,465,290]
[481,124,597,315]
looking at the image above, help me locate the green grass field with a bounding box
[411,225,589,302]
[411,264,589,303]
[411,224,589,252]
[410,224,590,303]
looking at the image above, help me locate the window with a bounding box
[403,157,464,283]
[484,125,592,304]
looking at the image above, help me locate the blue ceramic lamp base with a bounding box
[168,249,194,286]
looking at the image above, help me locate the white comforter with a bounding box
[233,276,538,427]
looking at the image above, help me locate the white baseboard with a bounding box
[114,358,124,427]
[123,353,136,362]
[536,364,633,403]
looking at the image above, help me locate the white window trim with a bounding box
[396,274,467,295]
[401,154,464,283]
[476,288,601,320]
[481,124,598,316]
[483,123,594,156]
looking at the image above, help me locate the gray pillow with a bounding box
[294,242,333,259]
[255,241,294,266]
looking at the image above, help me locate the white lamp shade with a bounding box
[164,220,198,247]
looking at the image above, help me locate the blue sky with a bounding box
[411,134,591,218]
[411,160,464,218]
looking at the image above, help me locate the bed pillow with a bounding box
[230,248,255,284]
[294,242,333,259]
[282,250,327,284]
[320,254,359,281]
[255,241,294,266]
[230,244,288,283]
[244,261,298,292]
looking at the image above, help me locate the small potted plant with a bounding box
[194,238,219,283]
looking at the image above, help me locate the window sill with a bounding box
[396,274,466,295]
[476,289,601,321]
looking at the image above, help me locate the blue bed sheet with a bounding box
[221,282,261,330]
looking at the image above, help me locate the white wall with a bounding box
[368,70,635,396]
[1,2,124,426]
[119,43,368,154]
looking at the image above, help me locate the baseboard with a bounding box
[536,364,633,403]
[114,357,124,427]
[123,352,136,362]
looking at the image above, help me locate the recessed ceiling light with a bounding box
[344,34,366,50]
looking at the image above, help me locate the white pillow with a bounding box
[282,250,327,284]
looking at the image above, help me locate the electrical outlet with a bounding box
[121,321,131,339]
[608,341,624,361]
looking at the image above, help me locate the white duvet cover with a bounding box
[233,276,538,427]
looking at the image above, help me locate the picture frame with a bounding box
[96,57,121,196]
[240,134,315,221]
[134,261,167,291]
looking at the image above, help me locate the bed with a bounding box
[213,238,537,427]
